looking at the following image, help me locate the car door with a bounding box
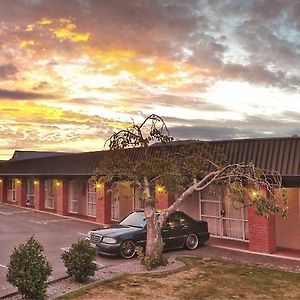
[163,212,189,249]
[135,226,147,248]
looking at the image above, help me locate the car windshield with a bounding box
[119,212,146,228]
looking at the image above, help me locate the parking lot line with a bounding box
[60,247,70,252]
[0,210,29,216]
[0,211,9,216]
[77,232,88,237]
[0,264,8,269]
[29,219,73,225]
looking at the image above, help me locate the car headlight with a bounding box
[87,231,92,239]
[102,237,117,244]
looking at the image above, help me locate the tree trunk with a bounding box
[143,177,163,259]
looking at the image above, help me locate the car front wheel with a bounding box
[185,233,199,250]
[120,240,136,259]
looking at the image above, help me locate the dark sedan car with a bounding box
[87,210,209,259]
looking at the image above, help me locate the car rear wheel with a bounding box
[185,233,199,250]
[120,240,136,259]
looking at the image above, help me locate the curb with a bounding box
[208,243,300,262]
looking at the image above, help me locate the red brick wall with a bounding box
[0,179,4,203]
[34,180,45,211]
[16,179,26,207]
[96,183,111,224]
[155,188,174,210]
[248,205,276,253]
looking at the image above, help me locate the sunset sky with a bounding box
[0,0,300,160]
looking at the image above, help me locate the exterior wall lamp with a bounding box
[156,185,164,193]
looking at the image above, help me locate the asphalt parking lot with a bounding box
[0,203,125,297]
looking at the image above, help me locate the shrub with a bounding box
[61,239,97,282]
[6,236,52,299]
[136,246,168,271]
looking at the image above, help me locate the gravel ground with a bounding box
[5,256,185,300]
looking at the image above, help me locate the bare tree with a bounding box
[93,114,287,266]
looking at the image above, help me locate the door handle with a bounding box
[221,209,225,217]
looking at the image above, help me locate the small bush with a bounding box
[136,246,168,271]
[6,236,52,299]
[61,239,97,282]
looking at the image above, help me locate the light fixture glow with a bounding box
[34,180,39,185]
[156,185,164,192]
[56,181,61,187]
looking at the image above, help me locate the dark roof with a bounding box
[0,137,299,177]
[10,150,74,161]
[0,151,105,176]
[214,137,300,176]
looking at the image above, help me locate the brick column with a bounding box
[155,186,174,210]
[96,183,111,224]
[34,180,45,211]
[17,179,26,207]
[0,179,4,203]
[248,205,276,253]
[56,180,68,215]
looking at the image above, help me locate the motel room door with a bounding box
[26,179,35,206]
[199,187,248,241]
[87,181,96,217]
[8,179,17,203]
[68,181,80,214]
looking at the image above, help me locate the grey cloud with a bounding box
[220,63,300,91]
[0,64,18,80]
[0,89,52,100]
[167,112,300,140]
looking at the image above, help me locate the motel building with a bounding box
[0,137,300,255]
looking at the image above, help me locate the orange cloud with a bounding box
[51,18,90,42]
[20,40,35,47]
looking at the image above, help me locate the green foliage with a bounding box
[135,246,168,271]
[251,189,289,218]
[6,236,52,299]
[227,181,289,218]
[61,239,97,282]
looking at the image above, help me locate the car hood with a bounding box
[91,224,142,238]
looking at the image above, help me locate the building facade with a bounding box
[0,137,300,255]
